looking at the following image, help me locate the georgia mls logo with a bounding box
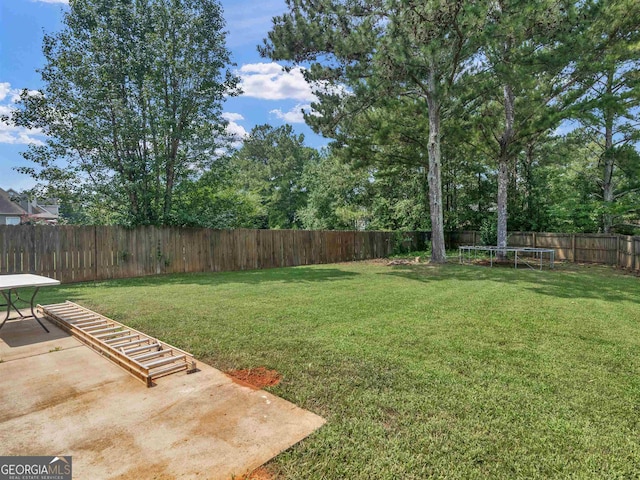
[49,457,71,474]
[0,456,72,480]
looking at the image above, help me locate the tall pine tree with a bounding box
[261,0,488,262]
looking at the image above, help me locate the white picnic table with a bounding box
[0,274,61,333]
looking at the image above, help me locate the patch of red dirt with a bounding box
[242,466,274,480]
[225,367,282,390]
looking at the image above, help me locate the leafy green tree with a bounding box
[572,0,640,232]
[439,112,497,230]
[472,0,584,249]
[366,165,430,231]
[171,157,265,228]
[231,124,319,229]
[541,130,603,232]
[8,0,238,226]
[262,0,489,262]
[298,151,370,230]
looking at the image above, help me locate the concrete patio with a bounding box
[0,315,325,479]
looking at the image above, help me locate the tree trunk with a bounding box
[163,136,180,222]
[602,69,615,233]
[497,159,509,248]
[497,83,515,256]
[426,87,446,263]
[164,157,175,221]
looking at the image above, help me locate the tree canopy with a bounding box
[6,0,640,240]
[9,0,238,226]
[258,0,640,239]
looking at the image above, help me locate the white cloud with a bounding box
[0,83,11,102]
[32,0,69,4]
[221,112,248,146]
[0,105,15,118]
[270,103,313,124]
[0,83,25,103]
[0,129,45,147]
[221,112,245,122]
[0,82,46,146]
[240,63,285,75]
[226,121,248,139]
[238,62,349,106]
[239,63,316,102]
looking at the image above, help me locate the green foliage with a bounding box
[4,0,639,235]
[391,231,413,255]
[298,152,370,230]
[388,250,431,261]
[480,215,498,245]
[262,0,492,262]
[170,157,265,228]
[172,183,264,229]
[230,124,319,229]
[569,0,640,232]
[8,0,238,226]
[256,0,639,236]
[367,166,431,231]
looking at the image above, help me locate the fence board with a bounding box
[453,230,640,269]
[2,226,640,283]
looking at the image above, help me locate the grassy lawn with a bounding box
[35,260,640,479]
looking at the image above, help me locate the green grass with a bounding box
[34,261,640,479]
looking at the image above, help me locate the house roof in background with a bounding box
[31,211,57,220]
[0,188,27,216]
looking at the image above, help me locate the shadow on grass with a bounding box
[381,262,640,305]
[100,266,358,286]
[34,266,360,304]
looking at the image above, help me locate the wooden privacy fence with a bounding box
[2,226,639,283]
[0,226,394,283]
[454,230,640,272]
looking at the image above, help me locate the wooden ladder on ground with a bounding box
[38,301,197,387]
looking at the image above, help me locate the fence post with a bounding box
[532,232,536,248]
[616,235,621,267]
[94,226,98,281]
[572,234,576,262]
[207,228,214,272]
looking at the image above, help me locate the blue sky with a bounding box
[0,0,326,191]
